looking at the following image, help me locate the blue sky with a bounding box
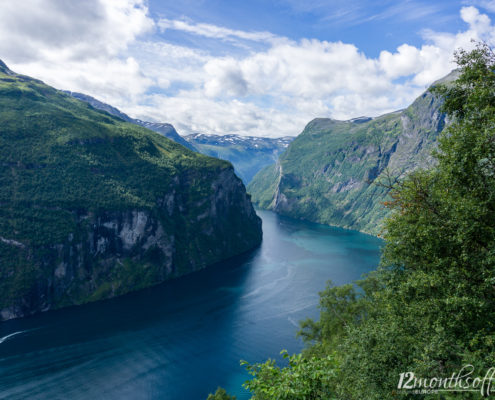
[149,0,467,56]
[1,0,495,137]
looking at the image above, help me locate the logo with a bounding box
[397,365,495,396]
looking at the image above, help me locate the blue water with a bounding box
[0,210,382,400]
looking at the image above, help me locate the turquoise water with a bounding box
[0,210,382,400]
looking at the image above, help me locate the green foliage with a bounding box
[241,351,338,400]
[342,43,495,398]
[241,43,495,400]
[206,387,237,400]
[0,70,229,245]
[297,280,376,354]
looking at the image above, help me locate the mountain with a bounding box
[248,72,458,235]
[66,92,196,151]
[135,120,196,151]
[66,93,293,184]
[0,61,262,320]
[186,133,293,184]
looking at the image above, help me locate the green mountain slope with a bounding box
[66,91,197,152]
[186,133,293,184]
[0,61,262,320]
[248,73,457,234]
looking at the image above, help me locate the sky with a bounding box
[1,1,495,137]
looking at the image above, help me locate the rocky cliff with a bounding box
[248,72,458,234]
[0,61,261,320]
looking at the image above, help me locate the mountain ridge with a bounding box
[248,71,458,234]
[0,60,262,320]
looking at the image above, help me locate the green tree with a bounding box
[241,351,338,400]
[238,43,495,400]
[335,42,495,399]
[206,387,236,400]
[297,277,379,355]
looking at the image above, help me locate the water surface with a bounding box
[0,210,382,400]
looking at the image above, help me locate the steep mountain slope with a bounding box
[248,73,458,234]
[67,92,196,151]
[0,61,261,320]
[186,133,293,183]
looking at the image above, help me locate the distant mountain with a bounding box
[66,92,196,151]
[248,72,459,235]
[0,61,261,320]
[67,92,294,183]
[186,133,294,183]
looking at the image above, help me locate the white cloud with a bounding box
[126,91,312,138]
[188,6,494,127]
[279,0,446,27]
[158,18,280,44]
[1,2,495,137]
[158,6,494,134]
[468,0,495,13]
[204,58,249,97]
[379,44,423,79]
[0,0,153,60]
[0,0,154,105]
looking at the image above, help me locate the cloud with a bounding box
[126,91,312,138]
[0,0,154,104]
[191,6,494,126]
[158,18,280,45]
[204,58,249,97]
[279,0,446,27]
[0,0,153,61]
[467,0,495,13]
[1,2,495,137]
[366,0,444,23]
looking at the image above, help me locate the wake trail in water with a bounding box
[0,330,28,344]
[240,263,294,300]
[287,316,299,328]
